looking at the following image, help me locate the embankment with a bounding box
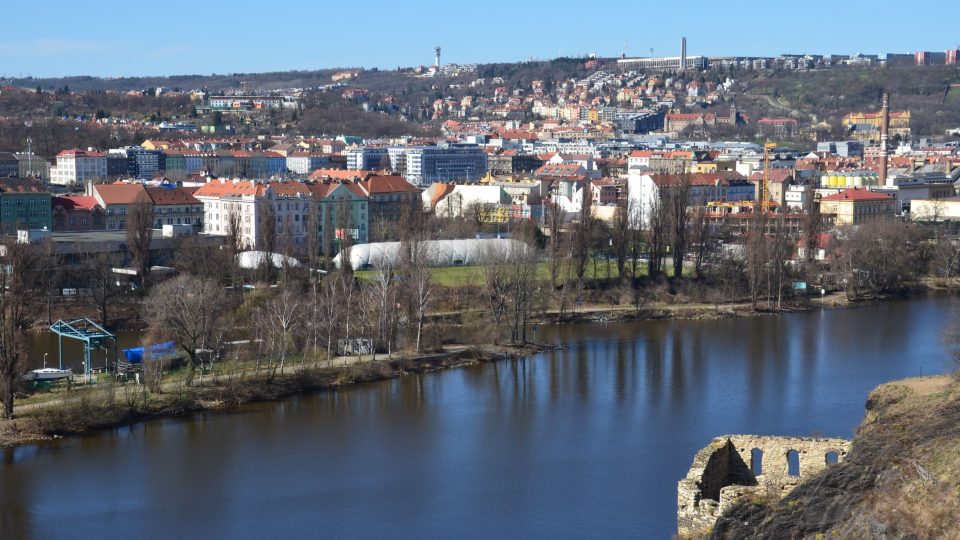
[1,345,540,449]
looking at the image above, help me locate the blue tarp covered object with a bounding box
[122,341,176,364]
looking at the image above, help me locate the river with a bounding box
[2,296,955,539]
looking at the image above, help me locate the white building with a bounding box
[627,171,752,225]
[286,153,328,175]
[50,149,107,186]
[347,147,389,171]
[430,184,510,218]
[193,179,313,252]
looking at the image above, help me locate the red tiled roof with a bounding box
[145,187,200,206]
[308,169,372,182]
[362,175,418,194]
[193,179,265,198]
[94,183,150,205]
[749,169,794,184]
[267,181,312,197]
[57,148,104,158]
[52,195,99,211]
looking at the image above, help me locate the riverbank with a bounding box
[1,343,549,449]
[707,373,960,538]
[6,282,957,451]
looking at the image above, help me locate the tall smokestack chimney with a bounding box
[880,92,890,187]
[681,37,687,70]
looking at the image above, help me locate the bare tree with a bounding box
[225,205,244,286]
[314,272,344,365]
[399,240,433,354]
[545,199,565,287]
[0,243,39,417]
[142,274,228,385]
[175,236,233,285]
[571,186,594,294]
[369,261,399,357]
[481,247,512,343]
[667,174,693,279]
[647,191,669,278]
[689,205,709,279]
[37,239,61,325]
[931,233,960,282]
[767,214,794,309]
[126,200,154,290]
[835,219,925,299]
[84,251,122,327]
[799,192,824,283]
[256,289,303,380]
[611,193,630,280]
[505,236,539,343]
[256,202,277,283]
[744,212,769,310]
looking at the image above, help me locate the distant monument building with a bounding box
[617,36,707,71]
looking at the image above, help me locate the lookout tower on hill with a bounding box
[434,45,441,68]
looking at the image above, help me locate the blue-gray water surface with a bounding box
[2,295,955,539]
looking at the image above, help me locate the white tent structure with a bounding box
[333,238,528,271]
[237,251,302,270]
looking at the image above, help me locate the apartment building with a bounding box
[50,149,108,186]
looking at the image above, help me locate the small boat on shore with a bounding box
[23,368,73,382]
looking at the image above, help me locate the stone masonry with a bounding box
[677,435,851,537]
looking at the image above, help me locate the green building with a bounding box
[306,182,368,256]
[0,178,53,234]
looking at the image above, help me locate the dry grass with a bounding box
[712,376,960,539]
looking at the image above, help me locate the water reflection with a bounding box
[2,296,955,539]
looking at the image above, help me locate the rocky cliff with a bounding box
[707,376,960,539]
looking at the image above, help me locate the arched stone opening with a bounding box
[751,448,763,476]
[787,449,800,477]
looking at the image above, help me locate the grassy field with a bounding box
[355,259,680,287]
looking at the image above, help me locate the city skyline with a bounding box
[1,0,959,78]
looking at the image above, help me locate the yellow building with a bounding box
[819,188,896,225]
[842,110,911,142]
[693,162,718,174]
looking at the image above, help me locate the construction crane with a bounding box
[759,142,776,214]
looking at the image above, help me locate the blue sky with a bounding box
[2,0,958,78]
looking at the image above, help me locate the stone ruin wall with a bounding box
[677,435,851,538]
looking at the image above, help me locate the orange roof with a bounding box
[308,169,372,182]
[57,148,104,158]
[145,187,201,206]
[267,181,312,197]
[193,179,265,198]
[362,175,418,194]
[94,183,150,205]
[749,169,794,184]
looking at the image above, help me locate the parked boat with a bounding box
[23,368,73,382]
